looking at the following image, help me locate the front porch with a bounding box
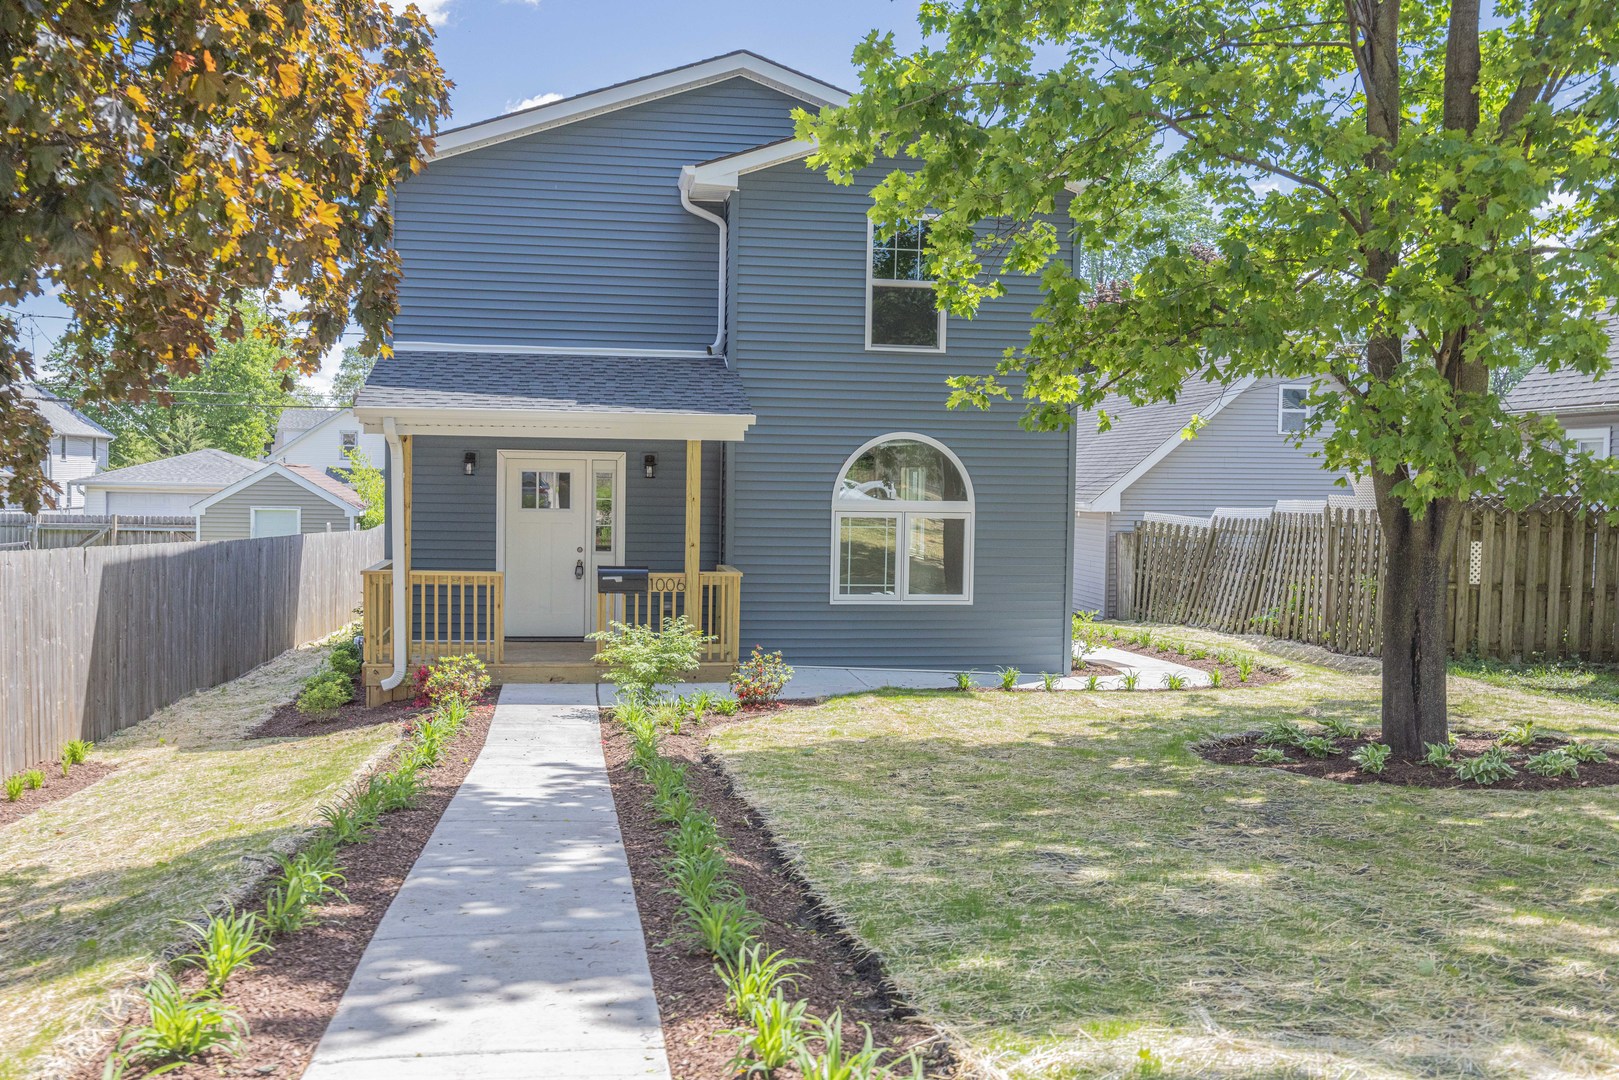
[360,436,744,703]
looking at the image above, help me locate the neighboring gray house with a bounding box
[75,448,262,516]
[1504,322,1619,455]
[353,52,1075,689]
[1073,375,1352,616]
[192,463,365,540]
[4,384,115,511]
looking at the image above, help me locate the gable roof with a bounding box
[273,406,344,448]
[22,384,114,440]
[269,407,359,461]
[433,51,847,161]
[190,461,363,516]
[1075,376,1256,511]
[76,448,263,491]
[1505,321,1619,413]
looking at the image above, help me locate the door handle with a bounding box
[575,559,585,580]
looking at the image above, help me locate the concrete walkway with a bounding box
[303,684,670,1080]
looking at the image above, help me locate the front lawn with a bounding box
[710,633,1619,1078]
[0,640,399,1080]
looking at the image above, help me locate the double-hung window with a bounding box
[832,434,973,603]
[1278,384,1315,434]
[867,220,945,351]
[1566,427,1611,458]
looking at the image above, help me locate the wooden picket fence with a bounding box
[0,511,196,550]
[1118,501,1619,660]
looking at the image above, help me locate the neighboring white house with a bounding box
[1074,375,1356,616]
[4,384,115,511]
[191,462,365,539]
[75,448,263,516]
[266,407,384,472]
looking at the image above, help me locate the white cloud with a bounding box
[380,0,454,27]
[508,91,564,112]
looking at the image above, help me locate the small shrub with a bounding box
[714,696,740,717]
[1498,720,1537,748]
[1349,742,1392,775]
[1297,735,1334,759]
[1420,742,1455,768]
[726,993,809,1074]
[732,645,795,706]
[296,669,353,714]
[4,775,21,802]
[1207,668,1223,688]
[1072,609,1101,659]
[954,672,972,691]
[1163,672,1187,690]
[1085,674,1101,691]
[1320,718,1362,739]
[419,653,491,709]
[590,617,709,702]
[179,909,271,994]
[24,768,43,790]
[1258,720,1306,747]
[64,739,94,765]
[717,942,800,1019]
[1564,741,1609,764]
[328,642,362,678]
[113,973,247,1068]
[998,666,1021,690]
[1252,746,1288,764]
[1524,748,1581,778]
[1454,747,1518,786]
[1121,671,1141,690]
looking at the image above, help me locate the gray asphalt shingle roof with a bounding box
[1074,376,1240,504]
[22,384,114,440]
[78,448,264,489]
[355,351,753,416]
[1506,323,1619,413]
[274,407,344,443]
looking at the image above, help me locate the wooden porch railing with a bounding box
[360,563,506,668]
[594,566,743,664]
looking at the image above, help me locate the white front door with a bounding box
[501,455,591,636]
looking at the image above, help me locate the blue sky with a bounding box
[18,0,927,391]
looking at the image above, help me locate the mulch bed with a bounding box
[74,689,499,1080]
[604,715,952,1080]
[1091,641,1289,687]
[250,671,413,739]
[0,760,116,828]
[1202,730,1619,789]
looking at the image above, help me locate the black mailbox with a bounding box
[596,566,649,594]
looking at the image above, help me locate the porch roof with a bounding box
[354,348,755,440]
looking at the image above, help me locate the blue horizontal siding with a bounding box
[394,78,804,351]
[726,159,1075,673]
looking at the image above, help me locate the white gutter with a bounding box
[380,418,408,692]
[678,167,727,356]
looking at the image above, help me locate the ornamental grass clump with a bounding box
[112,973,247,1071]
[179,909,270,994]
[4,775,21,802]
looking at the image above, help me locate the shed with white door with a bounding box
[192,463,366,540]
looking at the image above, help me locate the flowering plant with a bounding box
[414,654,490,708]
[729,645,794,707]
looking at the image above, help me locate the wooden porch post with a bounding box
[400,434,413,667]
[684,440,701,618]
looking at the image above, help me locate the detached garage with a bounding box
[76,448,263,517]
[191,463,364,540]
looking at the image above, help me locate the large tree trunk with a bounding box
[1377,493,1460,758]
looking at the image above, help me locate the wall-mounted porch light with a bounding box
[463,451,478,476]
[643,453,657,479]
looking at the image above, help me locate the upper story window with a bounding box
[58,436,68,460]
[867,221,945,352]
[831,434,973,604]
[1279,384,1315,434]
[1566,427,1611,458]
[340,431,359,457]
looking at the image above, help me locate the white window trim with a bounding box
[340,430,360,456]
[1566,426,1611,457]
[250,506,301,538]
[829,432,974,605]
[1278,383,1315,435]
[864,218,946,354]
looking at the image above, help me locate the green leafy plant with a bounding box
[179,909,271,994]
[1454,748,1518,786]
[732,644,795,706]
[63,739,94,765]
[1524,749,1580,778]
[718,942,801,1019]
[1121,671,1141,691]
[1258,720,1306,747]
[1321,718,1363,739]
[327,639,362,678]
[681,894,762,961]
[1420,742,1455,768]
[1297,736,1334,759]
[795,1011,918,1080]
[1041,671,1058,691]
[1162,672,1186,690]
[726,992,809,1075]
[652,700,685,736]
[689,689,717,721]
[1349,742,1392,775]
[263,850,348,934]
[367,766,424,813]
[1498,720,1538,748]
[1207,668,1223,688]
[998,666,1021,690]
[24,768,43,790]
[1235,655,1256,683]
[1085,674,1101,691]
[714,696,741,717]
[590,617,710,702]
[954,671,972,691]
[112,973,247,1069]
[318,800,374,846]
[296,668,353,714]
[59,750,71,777]
[1564,741,1609,764]
[4,775,22,802]
[417,653,491,708]
[1252,746,1288,764]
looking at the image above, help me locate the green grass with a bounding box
[712,631,1619,1078]
[0,637,398,1079]
[1449,655,1619,705]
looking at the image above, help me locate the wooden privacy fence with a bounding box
[0,528,383,775]
[1118,502,1619,660]
[0,511,196,550]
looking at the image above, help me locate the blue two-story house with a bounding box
[354,52,1076,699]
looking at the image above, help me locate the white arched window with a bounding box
[831,433,974,604]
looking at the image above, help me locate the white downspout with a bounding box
[380,417,408,691]
[679,166,727,356]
